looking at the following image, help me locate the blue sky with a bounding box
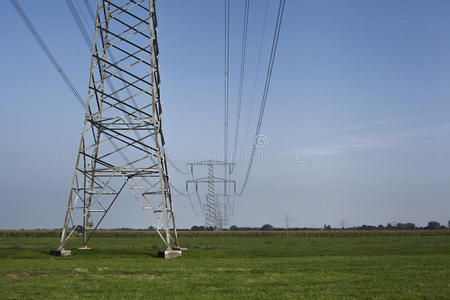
[1,0,450,229]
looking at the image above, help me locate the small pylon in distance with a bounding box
[186,160,236,230]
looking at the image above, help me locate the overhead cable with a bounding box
[238,0,286,196]
[231,0,250,173]
[224,0,230,164]
[10,0,87,109]
[243,0,269,151]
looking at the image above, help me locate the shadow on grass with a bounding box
[41,247,162,259]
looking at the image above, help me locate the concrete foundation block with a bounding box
[50,249,72,257]
[158,250,182,259]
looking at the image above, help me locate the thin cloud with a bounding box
[306,139,387,156]
[305,122,450,157]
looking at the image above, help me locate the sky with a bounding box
[1,0,450,229]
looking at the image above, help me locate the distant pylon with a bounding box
[205,163,218,228]
[56,0,179,253]
[186,160,235,229]
[284,214,292,229]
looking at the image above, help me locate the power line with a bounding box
[238,0,286,196]
[83,0,96,23]
[65,0,91,48]
[185,189,201,217]
[231,0,250,173]
[223,0,231,213]
[185,166,206,217]
[73,0,91,33]
[224,0,230,165]
[10,0,86,109]
[168,159,190,175]
[243,0,269,152]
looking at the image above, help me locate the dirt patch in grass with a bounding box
[5,272,30,278]
[89,274,157,279]
[117,274,156,279]
[74,268,88,273]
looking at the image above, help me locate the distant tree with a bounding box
[448,220,450,229]
[360,225,377,230]
[148,226,155,231]
[397,223,415,230]
[386,223,393,229]
[322,224,331,230]
[261,224,274,231]
[230,225,238,231]
[377,225,385,230]
[426,221,440,230]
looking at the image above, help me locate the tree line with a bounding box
[57,220,449,233]
[190,220,450,231]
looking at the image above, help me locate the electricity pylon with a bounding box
[186,160,235,229]
[284,214,292,229]
[55,0,180,257]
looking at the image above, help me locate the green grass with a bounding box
[1,235,449,299]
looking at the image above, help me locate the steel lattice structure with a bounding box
[57,0,179,252]
[186,160,235,229]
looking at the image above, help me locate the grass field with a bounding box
[1,232,450,299]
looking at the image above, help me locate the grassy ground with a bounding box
[1,235,449,299]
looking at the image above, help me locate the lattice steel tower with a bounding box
[186,160,235,230]
[56,0,179,256]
